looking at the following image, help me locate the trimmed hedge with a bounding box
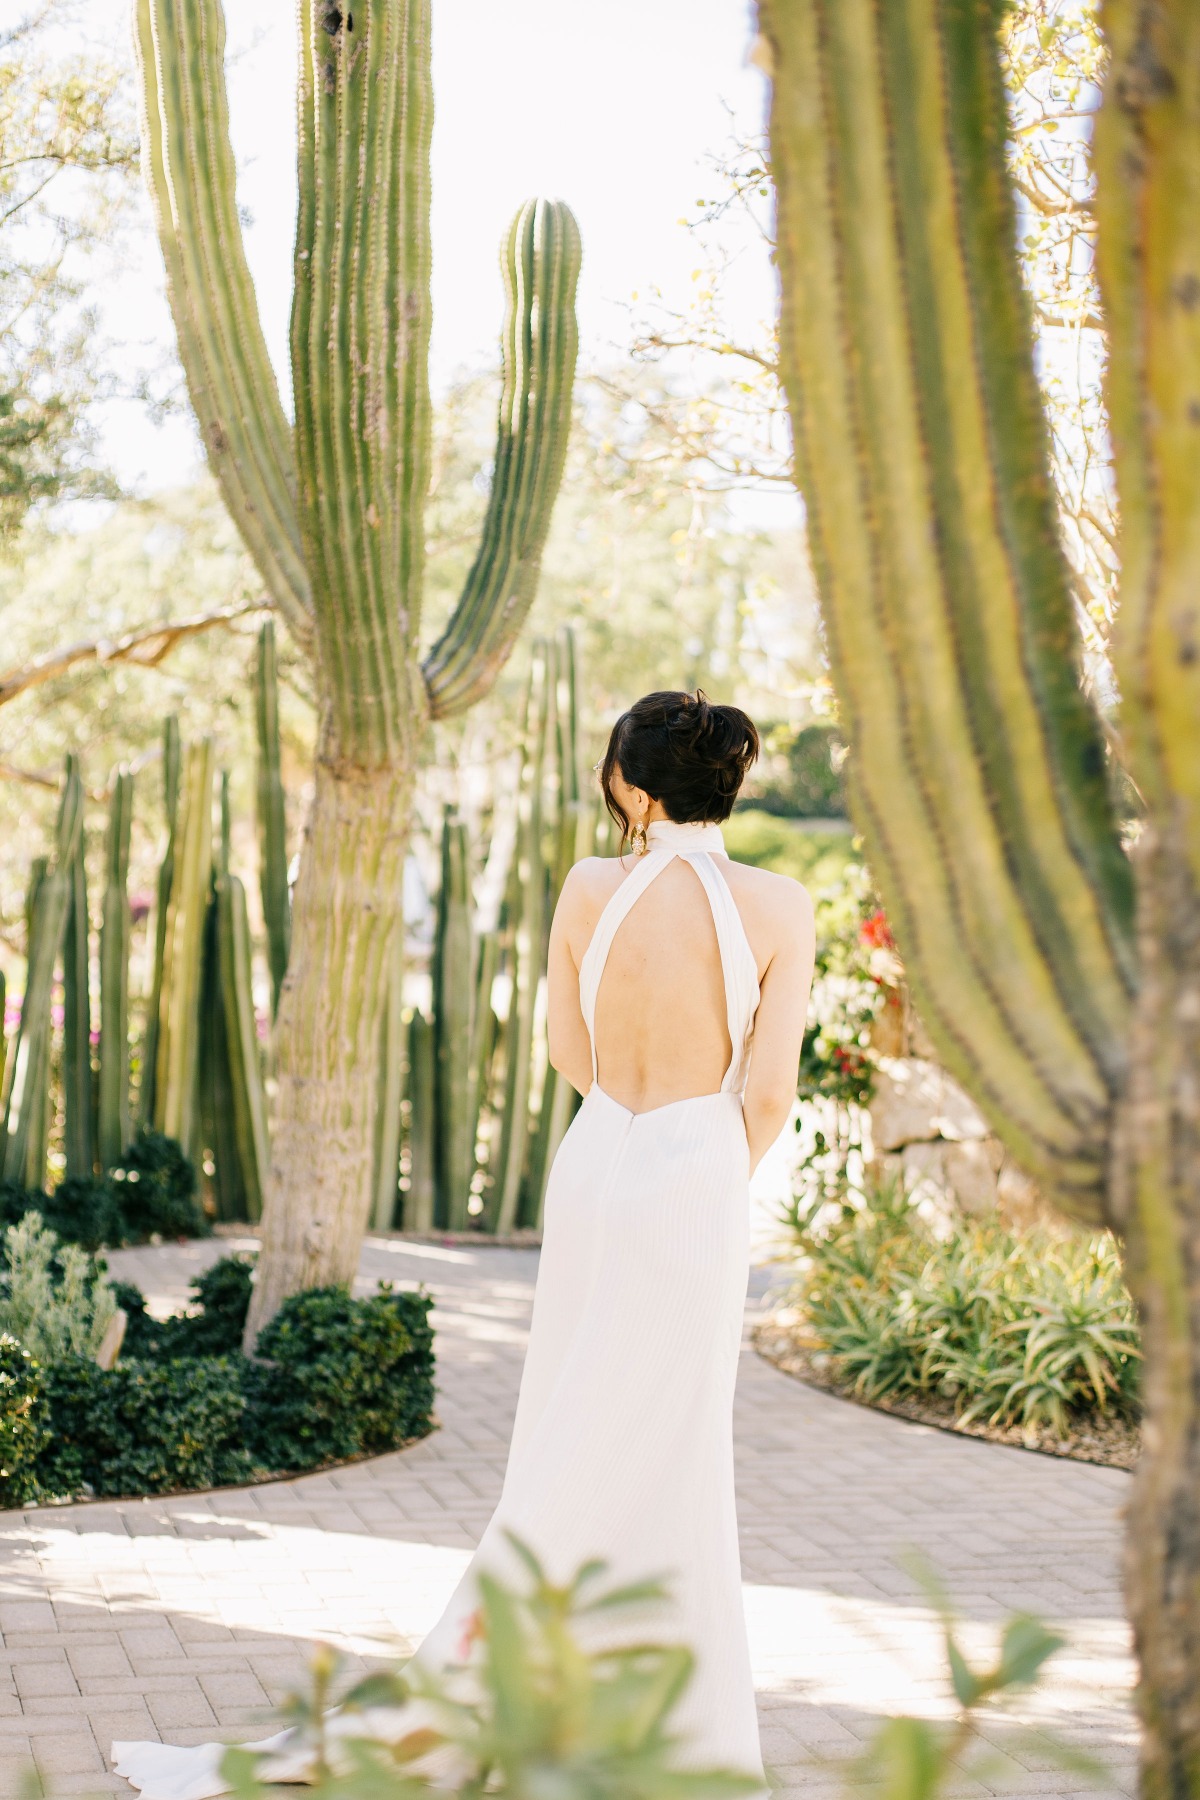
[0,1131,206,1258]
[246,1286,437,1473]
[0,1257,436,1506]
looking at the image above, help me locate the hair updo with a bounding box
[599,690,760,843]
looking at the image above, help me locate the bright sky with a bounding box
[79,0,776,494]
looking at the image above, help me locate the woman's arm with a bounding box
[546,865,595,1097]
[741,881,815,1175]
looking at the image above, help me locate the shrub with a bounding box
[0,1334,45,1509]
[39,1355,255,1499]
[0,1182,38,1233]
[40,1176,123,1253]
[110,1131,207,1240]
[246,1285,435,1473]
[112,1255,254,1361]
[781,1182,1140,1435]
[0,1216,117,1366]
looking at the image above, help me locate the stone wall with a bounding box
[867,987,1048,1229]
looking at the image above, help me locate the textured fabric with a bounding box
[113,817,766,1797]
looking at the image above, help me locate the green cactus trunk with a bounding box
[61,756,94,1181]
[432,811,481,1230]
[197,879,246,1222]
[255,621,291,1016]
[215,774,269,1223]
[140,717,181,1129]
[154,738,214,1155]
[761,0,1200,1780]
[98,771,134,1172]
[371,929,405,1231]
[405,1006,436,1233]
[243,758,414,1333]
[1,771,84,1189]
[137,0,579,1337]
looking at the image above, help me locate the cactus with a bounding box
[758,0,1199,1779]
[254,620,290,1015]
[371,931,405,1231]
[135,0,581,1337]
[493,643,553,1231]
[61,754,94,1180]
[197,880,245,1224]
[98,770,134,1172]
[405,1008,436,1233]
[431,811,490,1230]
[154,738,214,1154]
[213,773,269,1221]
[140,716,181,1128]
[1,769,84,1187]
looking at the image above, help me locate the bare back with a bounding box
[547,819,816,1166]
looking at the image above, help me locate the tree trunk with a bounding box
[243,739,414,1346]
[1114,821,1200,1797]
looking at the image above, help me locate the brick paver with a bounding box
[0,1234,1136,1797]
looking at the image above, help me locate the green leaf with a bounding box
[946,1635,982,1708]
[995,1614,1065,1690]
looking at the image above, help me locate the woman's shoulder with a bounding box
[723,858,814,935]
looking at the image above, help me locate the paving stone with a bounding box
[0,1236,1135,1799]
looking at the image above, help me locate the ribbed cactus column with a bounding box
[98,770,134,1172]
[1093,4,1200,1790]
[760,0,1200,1782]
[136,0,580,1340]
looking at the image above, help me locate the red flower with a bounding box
[859,910,894,949]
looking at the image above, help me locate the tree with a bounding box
[758,0,1198,1789]
[0,3,136,536]
[133,0,581,1340]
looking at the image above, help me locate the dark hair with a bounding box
[600,690,760,842]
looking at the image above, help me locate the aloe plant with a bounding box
[135,0,581,1339]
[758,0,1200,1783]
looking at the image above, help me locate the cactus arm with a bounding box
[214,776,268,1223]
[759,0,1133,1216]
[423,200,582,720]
[155,739,214,1152]
[135,0,312,651]
[291,0,432,762]
[1094,1,1200,883]
[139,717,180,1131]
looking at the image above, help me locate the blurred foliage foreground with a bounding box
[209,1539,1099,1800]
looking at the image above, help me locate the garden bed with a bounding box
[755,1312,1139,1471]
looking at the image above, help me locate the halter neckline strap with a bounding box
[645,819,727,857]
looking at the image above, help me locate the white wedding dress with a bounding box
[114,817,767,1796]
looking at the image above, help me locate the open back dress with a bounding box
[114,815,767,1797]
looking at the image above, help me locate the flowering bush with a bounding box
[796,864,888,1108]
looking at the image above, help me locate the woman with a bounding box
[115,689,815,1798]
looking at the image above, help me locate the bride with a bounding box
[115,688,816,1798]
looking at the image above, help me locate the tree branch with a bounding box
[0,602,268,708]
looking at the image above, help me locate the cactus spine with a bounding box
[61,754,94,1180]
[98,770,134,1172]
[135,0,581,1337]
[254,621,290,1015]
[1,769,83,1187]
[759,0,1200,1778]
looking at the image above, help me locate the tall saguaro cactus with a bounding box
[759,0,1200,1786]
[134,0,581,1339]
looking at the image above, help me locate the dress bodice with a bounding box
[577,819,760,1095]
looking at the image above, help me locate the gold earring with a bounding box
[630,820,649,857]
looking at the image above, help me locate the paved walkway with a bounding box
[0,1236,1136,1798]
